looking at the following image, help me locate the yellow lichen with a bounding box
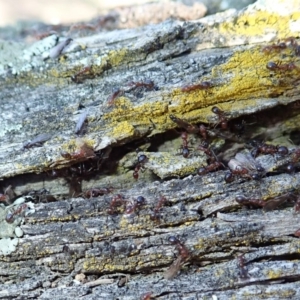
[219,10,298,38]
[267,269,282,279]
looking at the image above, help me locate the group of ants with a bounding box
[2,37,300,296]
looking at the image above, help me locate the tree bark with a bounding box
[1,0,300,299]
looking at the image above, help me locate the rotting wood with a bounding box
[1,0,300,299]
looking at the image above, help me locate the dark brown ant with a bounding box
[262,42,287,53]
[226,151,265,182]
[295,45,300,56]
[263,192,295,211]
[199,124,208,140]
[212,106,228,130]
[262,37,298,54]
[0,185,16,205]
[61,142,95,161]
[291,148,300,162]
[107,194,126,214]
[5,212,15,223]
[181,81,212,92]
[294,196,300,213]
[237,254,249,279]
[197,161,223,175]
[140,292,153,300]
[180,132,191,158]
[168,236,190,260]
[286,163,296,173]
[31,30,57,40]
[5,203,28,223]
[294,229,300,237]
[266,61,297,71]
[23,188,55,203]
[124,196,146,215]
[23,133,52,149]
[83,187,113,199]
[0,194,7,202]
[169,115,209,140]
[169,115,199,134]
[236,192,295,211]
[133,154,148,180]
[235,195,265,208]
[71,66,92,83]
[251,141,289,157]
[164,256,184,280]
[107,88,124,106]
[128,79,155,90]
[164,236,190,280]
[69,23,96,32]
[151,195,167,221]
[286,148,300,172]
[197,143,214,158]
[225,168,253,183]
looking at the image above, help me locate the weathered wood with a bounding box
[1,0,300,299]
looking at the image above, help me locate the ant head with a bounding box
[136,196,146,205]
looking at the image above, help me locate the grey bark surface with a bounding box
[1,3,300,299]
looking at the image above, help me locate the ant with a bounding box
[150,195,167,221]
[197,161,223,175]
[251,141,289,157]
[0,194,7,202]
[164,236,190,280]
[291,148,300,163]
[199,124,208,140]
[262,37,298,54]
[180,132,191,158]
[124,196,146,215]
[71,66,92,83]
[83,187,113,199]
[212,106,228,130]
[169,115,209,140]
[262,42,287,53]
[181,81,212,92]
[68,23,96,32]
[225,151,265,182]
[133,154,148,180]
[295,44,300,56]
[197,142,213,158]
[237,254,249,279]
[235,195,265,208]
[294,229,300,237]
[197,141,218,163]
[127,79,155,90]
[236,193,295,211]
[31,30,57,40]
[23,188,55,203]
[294,196,300,213]
[169,115,199,134]
[266,61,297,71]
[263,192,296,211]
[5,203,28,223]
[285,148,300,173]
[0,185,16,205]
[107,194,126,214]
[107,88,124,106]
[61,143,95,161]
[140,292,153,300]
[168,236,190,261]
